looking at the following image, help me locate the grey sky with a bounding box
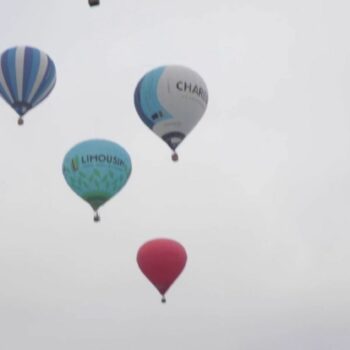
[0,1,350,349]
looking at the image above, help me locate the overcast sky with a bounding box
[0,1,350,349]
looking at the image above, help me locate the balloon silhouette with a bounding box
[137,238,187,303]
[134,65,208,161]
[0,46,56,125]
[62,139,132,222]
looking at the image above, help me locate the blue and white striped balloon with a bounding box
[0,46,56,125]
[134,65,208,161]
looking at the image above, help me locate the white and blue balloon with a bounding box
[134,65,208,161]
[0,46,56,125]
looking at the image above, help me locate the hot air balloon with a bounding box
[134,65,208,161]
[137,238,187,303]
[62,139,132,222]
[89,0,100,6]
[0,46,56,125]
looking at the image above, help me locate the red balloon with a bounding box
[137,238,187,302]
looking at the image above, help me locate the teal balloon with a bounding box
[62,139,132,215]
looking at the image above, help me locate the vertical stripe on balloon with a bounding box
[27,51,48,103]
[23,47,40,103]
[0,61,14,104]
[3,49,18,102]
[31,57,56,107]
[15,46,25,101]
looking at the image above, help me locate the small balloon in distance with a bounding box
[89,0,100,6]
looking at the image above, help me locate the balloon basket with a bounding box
[17,117,24,125]
[161,296,166,303]
[93,212,100,222]
[171,152,179,162]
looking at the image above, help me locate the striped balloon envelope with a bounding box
[0,46,56,125]
[134,65,208,161]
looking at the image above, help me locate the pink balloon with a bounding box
[137,238,187,302]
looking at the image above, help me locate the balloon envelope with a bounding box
[134,65,208,157]
[62,139,132,217]
[0,46,56,124]
[137,238,187,300]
